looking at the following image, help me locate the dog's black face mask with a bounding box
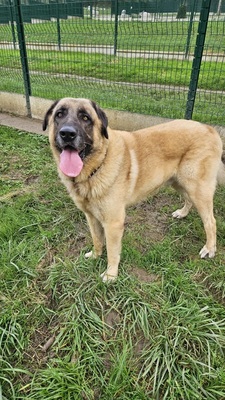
[43,98,108,142]
[53,105,94,157]
[43,98,108,177]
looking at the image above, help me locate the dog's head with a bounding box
[43,98,108,177]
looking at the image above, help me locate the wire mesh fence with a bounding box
[0,0,225,125]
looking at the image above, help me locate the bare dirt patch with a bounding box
[131,267,159,283]
[125,190,178,250]
[193,271,225,306]
[56,190,179,262]
[105,309,121,330]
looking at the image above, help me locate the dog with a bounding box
[43,97,225,281]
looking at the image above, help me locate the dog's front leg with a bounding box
[101,215,125,282]
[84,212,105,259]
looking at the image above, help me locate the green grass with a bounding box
[1,48,225,124]
[1,48,225,91]
[1,17,225,124]
[1,71,225,125]
[1,18,225,53]
[1,125,225,399]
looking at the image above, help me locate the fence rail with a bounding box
[0,0,225,125]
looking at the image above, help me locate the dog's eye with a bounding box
[56,111,63,118]
[78,109,91,123]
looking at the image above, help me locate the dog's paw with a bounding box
[199,245,216,259]
[85,250,94,259]
[172,209,187,219]
[100,270,118,283]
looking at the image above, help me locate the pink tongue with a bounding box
[59,149,83,177]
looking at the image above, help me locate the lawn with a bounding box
[1,47,225,125]
[1,16,225,124]
[1,125,225,399]
[1,48,225,92]
[1,18,225,53]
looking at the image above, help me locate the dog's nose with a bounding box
[59,126,76,142]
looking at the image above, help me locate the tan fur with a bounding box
[44,98,225,281]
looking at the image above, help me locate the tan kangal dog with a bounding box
[43,98,225,281]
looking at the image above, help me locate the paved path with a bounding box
[0,112,44,135]
[1,111,225,140]
[1,42,225,62]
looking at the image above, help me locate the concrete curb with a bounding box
[0,93,171,134]
[0,93,224,139]
[0,112,44,135]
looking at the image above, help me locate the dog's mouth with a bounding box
[59,146,84,177]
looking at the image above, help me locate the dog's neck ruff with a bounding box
[88,149,107,179]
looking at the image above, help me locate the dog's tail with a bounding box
[217,151,225,185]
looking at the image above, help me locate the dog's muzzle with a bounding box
[59,125,77,144]
[56,124,85,152]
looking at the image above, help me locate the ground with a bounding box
[1,124,225,399]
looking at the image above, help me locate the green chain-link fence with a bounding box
[0,0,225,124]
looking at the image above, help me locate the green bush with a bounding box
[176,3,187,19]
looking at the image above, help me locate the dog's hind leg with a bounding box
[186,183,217,258]
[198,203,217,258]
[172,182,193,219]
[172,197,193,219]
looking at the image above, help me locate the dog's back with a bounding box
[115,120,223,205]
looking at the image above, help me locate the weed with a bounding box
[1,126,225,399]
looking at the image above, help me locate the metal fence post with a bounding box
[185,0,197,58]
[56,0,61,51]
[8,0,17,49]
[14,0,32,117]
[185,0,212,120]
[114,0,118,56]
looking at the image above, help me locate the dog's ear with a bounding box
[42,100,59,131]
[91,101,108,139]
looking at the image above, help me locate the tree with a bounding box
[176,2,187,19]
